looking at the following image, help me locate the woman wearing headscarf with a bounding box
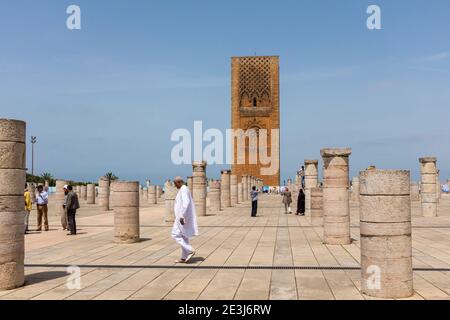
[296,189,305,216]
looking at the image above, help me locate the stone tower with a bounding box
[231,56,280,186]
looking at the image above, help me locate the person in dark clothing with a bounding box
[64,185,80,235]
[296,189,305,216]
[250,186,259,217]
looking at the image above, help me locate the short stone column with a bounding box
[220,170,231,208]
[237,182,243,203]
[410,182,420,201]
[111,181,140,244]
[230,174,238,206]
[209,179,221,212]
[98,177,110,211]
[304,160,319,216]
[360,169,413,298]
[321,148,352,245]
[0,119,26,290]
[87,183,96,204]
[187,176,193,194]
[80,185,87,201]
[164,180,177,222]
[193,161,207,216]
[142,187,148,202]
[148,185,157,205]
[139,185,143,198]
[419,157,437,217]
[311,187,324,226]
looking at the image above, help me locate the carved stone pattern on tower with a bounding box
[239,56,272,117]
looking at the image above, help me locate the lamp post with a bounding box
[31,136,37,176]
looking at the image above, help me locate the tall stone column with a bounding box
[220,170,231,208]
[237,182,243,203]
[111,181,140,244]
[27,183,36,204]
[187,176,193,194]
[304,160,319,216]
[55,180,68,220]
[164,180,177,222]
[142,187,148,202]
[86,183,95,204]
[410,182,420,202]
[360,169,413,298]
[321,148,352,245]
[80,185,87,202]
[242,175,248,201]
[209,179,221,212]
[193,161,207,216]
[436,170,441,203]
[351,177,360,202]
[230,174,238,206]
[419,157,437,217]
[98,177,110,211]
[156,185,162,202]
[0,119,26,290]
[148,185,157,205]
[311,187,323,226]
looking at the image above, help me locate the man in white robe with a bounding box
[172,176,199,263]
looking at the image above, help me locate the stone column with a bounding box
[237,182,243,204]
[0,119,26,290]
[192,161,207,216]
[111,181,140,244]
[351,177,360,202]
[86,183,95,204]
[230,174,238,206]
[80,185,87,201]
[436,170,441,203]
[139,185,143,198]
[220,170,231,208]
[98,177,110,211]
[55,180,68,221]
[142,187,148,202]
[209,179,221,212]
[147,185,157,205]
[311,187,323,226]
[187,176,193,194]
[360,169,413,298]
[242,175,248,201]
[419,157,437,217]
[321,148,352,245]
[156,185,161,197]
[27,182,36,204]
[44,180,49,188]
[164,180,177,222]
[410,182,420,202]
[304,160,319,216]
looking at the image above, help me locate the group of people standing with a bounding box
[23,184,79,235]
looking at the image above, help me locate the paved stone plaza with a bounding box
[1,194,450,300]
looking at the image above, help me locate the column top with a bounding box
[221,170,231,174]
[0,118,26,142]
[320,148,352,157]
[192,161,207,167]
[419,157,437,163]
[305,159,319,165]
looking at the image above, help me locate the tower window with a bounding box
[253,98,257,107]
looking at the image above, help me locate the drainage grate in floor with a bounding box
[23,264,450,272]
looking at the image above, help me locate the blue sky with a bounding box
[1,0,449,184]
